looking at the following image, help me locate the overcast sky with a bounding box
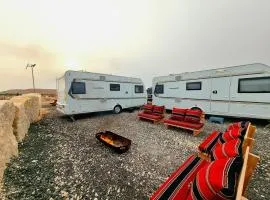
[0,0,270,90]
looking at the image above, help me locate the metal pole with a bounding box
[31,67,36,92]
[26,63,36,93]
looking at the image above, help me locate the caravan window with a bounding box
[186,82,201,90]
[238,77,270,93]
[110,84,120,91]
[135,85,144,93]
[71,82,86,94]
[155,84,164,94]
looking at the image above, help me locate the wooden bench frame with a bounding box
[236,146,260,200]
[137,106,165,124]
[164,112,205,136]
[137,115,164,124]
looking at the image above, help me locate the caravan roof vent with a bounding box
[175,75,182,81]
[100,76,106,81]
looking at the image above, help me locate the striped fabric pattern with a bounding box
[171,107,187,121]
[153,105,165,114]
[219,127,243,143]
[143,104,154,114]
[186,157,243,200]
[184,109,202,123]
[198,130,222,153]
[150,155,209,200]
[211,139,242,161]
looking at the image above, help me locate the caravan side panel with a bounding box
[153,78,212,112]
[228,74,270,119]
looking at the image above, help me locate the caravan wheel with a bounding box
[113,105,122,114]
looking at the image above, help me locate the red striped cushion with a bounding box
[227,122,241,130]
[153,105,165,114]
[150,155,208,200]
[219,127,243,143]
[143,104,154,114]
[186,157,243,200]
[227,121,248,131]
[198,130,222,153]
[184,109,202,123]
[211,139,242,160]
[171,108,187,121]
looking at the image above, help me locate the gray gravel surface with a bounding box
[2,107,270,200]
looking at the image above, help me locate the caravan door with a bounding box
[210,77,231,113]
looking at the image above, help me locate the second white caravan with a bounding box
[152,63,270,119]
[57,70,146,116]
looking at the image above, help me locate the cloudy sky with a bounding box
[0,0,270,90]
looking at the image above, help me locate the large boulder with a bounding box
[0,100,18,181]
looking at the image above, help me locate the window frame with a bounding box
[154,84,164,94]
[110,83,120,91]
[238,76,270,93]
[135,85,144,93]
[186,81,202,91]
[71,82,86,94]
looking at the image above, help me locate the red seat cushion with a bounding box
[184,109,202,123]
[150,155,209,200]
[186,157,243,200]
[171,107,187,121]
[198,130,222,153]
[164,119,204,130]
[138,112,163,120]
[153,105,165,114]
[211,139,242,160]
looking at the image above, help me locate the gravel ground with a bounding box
[2,106,270,200]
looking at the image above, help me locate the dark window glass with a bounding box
[135,85,144,93]
[238,77,270,93]
[110,84,120,91]
[186,82,202,90]
[71,82,86,94]
[155,84,164,94]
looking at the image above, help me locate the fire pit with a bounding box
[96,131,131,153]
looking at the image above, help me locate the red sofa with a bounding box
[163,107,205,136]
[150,122,259,200]
[137,104,165,123]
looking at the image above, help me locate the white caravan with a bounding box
[152,63,270,120]
[57,70,146,116]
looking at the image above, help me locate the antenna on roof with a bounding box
[26,63,37,93]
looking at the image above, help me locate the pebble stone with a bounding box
[2,106,270,199]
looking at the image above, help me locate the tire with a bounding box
[190,106,202,111]
[113,105,122,114]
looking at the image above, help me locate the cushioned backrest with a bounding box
[171,107,187,121]
[184,109,202,123]
[153,105,165,114]
[227,122,241,130]
[186,157,243,200]
[227,121,249,137]
[143,104,154,113]
[219,127,243,143]
[211,139,242,160]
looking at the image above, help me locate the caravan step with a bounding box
[208,116,224,124]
